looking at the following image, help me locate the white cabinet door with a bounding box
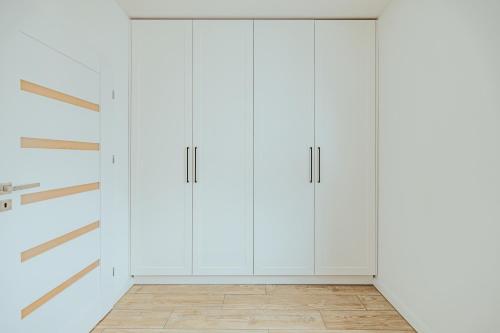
[193,20,253,275]
[254,20,315,275]
[315,20,376,275]
[131,21,193,275]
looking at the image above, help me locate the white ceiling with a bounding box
[115,0,392,19]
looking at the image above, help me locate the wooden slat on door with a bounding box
[21,183,100,205]
[20,79,100,112]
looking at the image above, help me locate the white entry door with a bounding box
[0,31,101,332]
[254,20,315,275]
[314,20,376,275]
[131,21,193,275]
[193,20,254,275]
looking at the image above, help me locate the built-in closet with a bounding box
[131,19,376,279]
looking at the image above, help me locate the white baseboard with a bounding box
[133,275,374,284]
[374,279,430,333]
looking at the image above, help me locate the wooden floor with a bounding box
[91,284,415,333]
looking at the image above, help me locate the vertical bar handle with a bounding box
[186,147,190,183]
[194,146,198,183]
[309,147,313,183]
[317,147,321,183]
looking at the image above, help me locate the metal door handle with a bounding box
[186,147,190,183]
[317,147,321,183]
[309,147,313,183]
[194,146,198,183]
[0,182,40,195]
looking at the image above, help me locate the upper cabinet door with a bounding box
[315,20,376,275]
[131,21,193,275]
[254,20,315,275]
[193,20,253,275]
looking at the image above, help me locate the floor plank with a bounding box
[270,330,414,333]
[224,294,365,310]
[99,328,268,333]
[166,309,326,330]
[134,284,266,295]
[115,293,224,310]
[358,295,395,310]
[96,309,171,329]
[321,310,414,331]
[266,285,381,296]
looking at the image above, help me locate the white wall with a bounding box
[376,1,500,332]
[0,0,131,332]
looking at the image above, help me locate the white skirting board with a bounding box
[374,279,430,333]
[132,275,374,285]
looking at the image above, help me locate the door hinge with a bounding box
[112,89,115,100]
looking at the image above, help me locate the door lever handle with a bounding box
[0,182,40,195]
[14,183,40,191]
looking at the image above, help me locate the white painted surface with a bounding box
[134,275,374,285]
[314,20,376,275]
[131,20,193,275]
[0,1,130,332]
[376,1,500,332]
[254,20,315,275]
[14,35,100,333]
[193,20,254,275]
[116,0,392,19]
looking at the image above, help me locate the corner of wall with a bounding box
[374,279,430,333]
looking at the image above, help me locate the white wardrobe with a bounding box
[131,20,376,278]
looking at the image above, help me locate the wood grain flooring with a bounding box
[91,285,414,333]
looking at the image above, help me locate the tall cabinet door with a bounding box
[193,20,253,275]
[254,20,315,275]
[131,21,193,275]
[315,20,376,275]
